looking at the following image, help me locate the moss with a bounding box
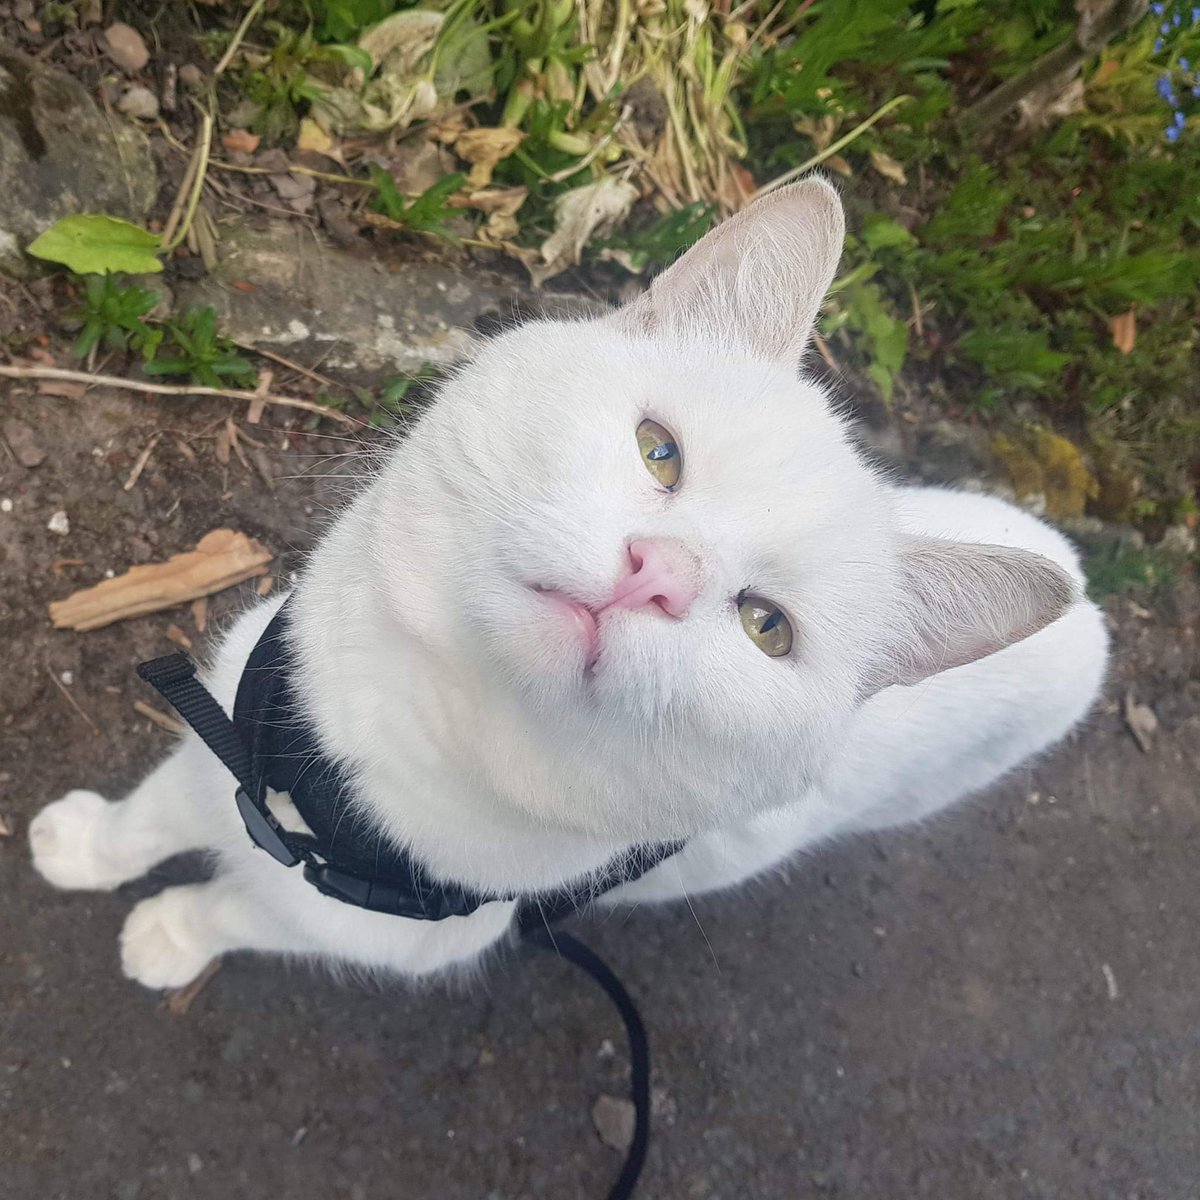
[992,427,1098,520]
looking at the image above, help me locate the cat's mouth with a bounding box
[533,587,602,670]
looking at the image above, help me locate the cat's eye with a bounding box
[636,419,681,490]
[737,593,794,658]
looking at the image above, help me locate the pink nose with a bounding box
[605,538,700,618]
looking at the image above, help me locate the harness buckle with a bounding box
[235,787,300,868]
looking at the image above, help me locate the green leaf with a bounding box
[27,215,163,275]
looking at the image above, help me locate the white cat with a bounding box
[29,179,1108,990]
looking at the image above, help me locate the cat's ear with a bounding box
[613,176,844,364]
[868,539,1079,692]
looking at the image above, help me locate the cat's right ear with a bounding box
[612,176,845,365]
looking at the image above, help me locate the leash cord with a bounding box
[524,927,651,1200]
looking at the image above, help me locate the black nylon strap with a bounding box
[525,928,652,1200]
[136,654,256,795]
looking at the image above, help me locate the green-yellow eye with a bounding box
[737,593,794,658]
[636,419,681,490]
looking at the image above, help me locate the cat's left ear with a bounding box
[613,176,845,364]
[866,538,1080,693]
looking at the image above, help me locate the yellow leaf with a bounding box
[453,127,524,188]
[869,149,907,185]
[296,118,333,155]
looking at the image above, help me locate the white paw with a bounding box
[29,790,125,891]
[120,890,216,990]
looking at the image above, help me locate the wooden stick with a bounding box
[45,666,98,734]
[0,365,362,428]
[133,700,187,735]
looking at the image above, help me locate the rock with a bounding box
[0,48,157,276]
[117,85,159,121]
[3,417,46,467]
[268,172,315,202]
[178,64,204,90]
[913,419,994,483]
[47,510,69,536]
[591,1094,635,1152]
[1157,524,1197,556]
[171,220,601,382]
[102,22,150,73]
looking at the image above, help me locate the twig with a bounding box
[124,432,162,491]
[133,700,187,735]
[165,957,222,1016]
[214,0,268,77]
[0,365,362,428]
[754,95,912,197]
[228,341,339,390]
[45,665,98,734]
[162,105,213,255]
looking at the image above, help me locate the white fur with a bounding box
[29,180,1108,988]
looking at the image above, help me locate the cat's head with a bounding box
[374,179,1076,841]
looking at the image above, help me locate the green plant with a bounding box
[143,307,256,389]
[368,167,466,241]
[1084,543,1181,600]
[596,202,716,272]
[69,275,162,360]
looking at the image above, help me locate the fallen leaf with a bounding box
[534,177,638,286]
[231,280,257,293]
[453,127,524,188]
[103,21,149,72]
[296,118,333,155]
[221,128,261,154]
[48,530,272,631]
[460,186,527,216]
[1108,309,1136,354]
[591,1094,635,1153]
[1123,690,1158,754]
[869,149,907,185]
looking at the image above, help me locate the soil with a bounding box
[2,385,1200,1200]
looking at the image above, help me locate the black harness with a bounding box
[137,600,683,1200]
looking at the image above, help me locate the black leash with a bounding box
[523,925,652,1200]
[137,627,676,1200]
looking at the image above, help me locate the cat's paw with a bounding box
[120,890,217,990]
[29,790,126,892]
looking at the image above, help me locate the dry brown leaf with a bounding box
[49,530,271,632]
[461,186,527,216]
[453,127,524,188]
[1109,309,1136,354]
[221,128,260,155]
[824,155,853,177]
[869,149,908,185]
[1123,690,1158,754]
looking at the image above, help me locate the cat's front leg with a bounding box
[29,741,220,892]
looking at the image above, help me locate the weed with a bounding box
[368,168,467,242]
[69,275,162,360]
[142,307,257,389]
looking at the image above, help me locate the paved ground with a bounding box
[3,393,1199,1200]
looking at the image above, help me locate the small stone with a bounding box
[60,670,73,686]
[47,510,70,536]
[0,499,13,513]
[117,85,159,121]
[179,64,204,90]
[103,22,150,72]
[1158,524,1197,556]
[269,172,316,202]
[591,1094,635,1153]
[3,418,46,467]
[186,1153,202,1175]
[14,0,34,18]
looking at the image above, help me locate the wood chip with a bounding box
[49,529,271,631]
[133,700,187,735]
[175,439,197,463]
[1109,309,1136,354]
[255,575,273,596]
[36,379,88,399]
[165,958,222,1016]
[166,623,192,649]
[192,596,208,633]
[0,813,11,838]
[1123,689,1158,755]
